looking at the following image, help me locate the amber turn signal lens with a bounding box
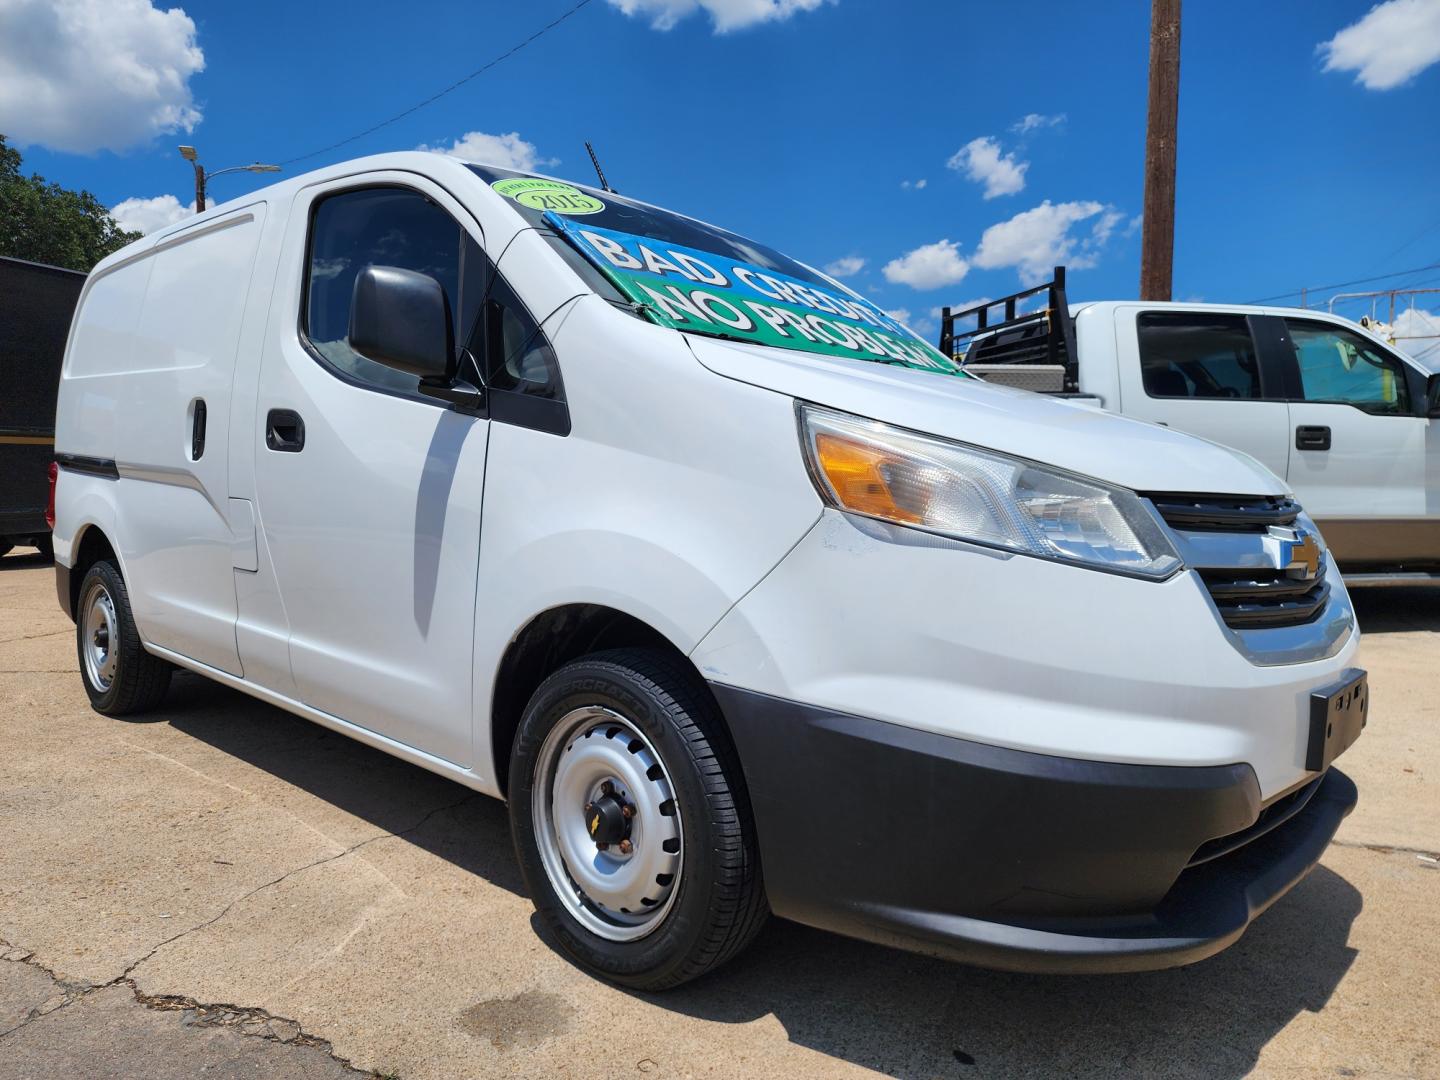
[813,432,924,524]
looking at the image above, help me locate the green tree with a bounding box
[0,134,141,272]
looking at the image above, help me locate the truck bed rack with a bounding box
[939,266,1079,393]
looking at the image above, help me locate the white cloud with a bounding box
[110,193,193,234]
[823,255,865,277]
[882,239,970,291]
[900,178,928,190]
[947,136,1028,199]
[1089,208,1125,247]
[973,200,1121,285]
[606,0,833,33]
[1319,0,1440,90]
[417,130,555,171]
[0,0,203,154]
[932,300,991,318]
[1390,306,1440,364]
[1011,112,1066,134]
[885,308,912,324]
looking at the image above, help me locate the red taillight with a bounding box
[45,460,58,530]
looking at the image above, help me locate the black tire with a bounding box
[75,559,172,715]
[509,648,767,990]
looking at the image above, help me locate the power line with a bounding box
[277,0,596,168]
[1243,261,1440,305]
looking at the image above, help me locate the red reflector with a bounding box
[45,460,58,530]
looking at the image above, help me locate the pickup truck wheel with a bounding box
[509,648,767,990]
[76,560,172,716]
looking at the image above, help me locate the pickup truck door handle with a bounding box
[1295,425,1331,451]
[265,409,306,453]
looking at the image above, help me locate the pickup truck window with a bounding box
[1137,312,1262,400]
[1283,318,1411,415]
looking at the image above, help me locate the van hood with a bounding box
[686,336,1285,496]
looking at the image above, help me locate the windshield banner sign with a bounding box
[543,213,961,375]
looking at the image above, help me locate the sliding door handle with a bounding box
[265,409,306,453]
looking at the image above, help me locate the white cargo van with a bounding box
[941,270,1440,583]
[52,153,1367,988]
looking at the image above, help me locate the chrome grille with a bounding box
[1148,493,1329,631]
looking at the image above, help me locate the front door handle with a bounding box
[265,409,306,453]
[1295,425,1331,451]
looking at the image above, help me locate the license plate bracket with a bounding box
[1307,668,1368,772]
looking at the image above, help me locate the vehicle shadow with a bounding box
[1349,585,1440,633]
[144,672,1361,1080]
[141,669,525,897]
[0,548,53,570]
[619,865,1362,1079]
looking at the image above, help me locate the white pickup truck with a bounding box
[941,269,1440,583]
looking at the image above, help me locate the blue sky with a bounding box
[4,0,1439,343]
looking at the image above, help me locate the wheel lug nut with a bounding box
[596,841,609,851]
[621,805,634,819]
[601,781,614,796]
[618,839,633,855]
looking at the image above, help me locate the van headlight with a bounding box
[799,405,1182,579]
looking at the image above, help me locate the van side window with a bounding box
[304,187,464,399]
[1137,313,1262,400]
[1283,319,1411,415]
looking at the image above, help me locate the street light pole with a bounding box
[177,146,281,214]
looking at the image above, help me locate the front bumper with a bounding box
[715,684,1357,974]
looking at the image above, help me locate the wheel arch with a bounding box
[489,603,717,798]
[68,522,123,619]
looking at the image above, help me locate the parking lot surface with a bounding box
[1,553,1436,1079]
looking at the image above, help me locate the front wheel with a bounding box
[509,648,767,989]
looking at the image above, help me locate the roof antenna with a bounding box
[585,140,616,194]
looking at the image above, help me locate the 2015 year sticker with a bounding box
[492,178,605,215]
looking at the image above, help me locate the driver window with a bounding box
[1138,312,1262,400]
[1283,319,1411,415]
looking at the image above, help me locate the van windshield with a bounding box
[469,165,962,377]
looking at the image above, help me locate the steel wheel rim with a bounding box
[532,705,683,942]
[81,580,118,691]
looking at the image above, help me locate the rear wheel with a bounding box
[76,560,172,715]
[509,648,767,989]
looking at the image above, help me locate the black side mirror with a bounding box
[348,265,454,380]
[1425,372,1440,418]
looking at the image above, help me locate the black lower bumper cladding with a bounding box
[712,684,1357,974]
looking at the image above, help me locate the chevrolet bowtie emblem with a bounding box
[1285,534,1322,581]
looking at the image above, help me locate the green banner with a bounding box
[543,214,963,376]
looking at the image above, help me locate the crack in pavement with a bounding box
[0,628,71,644]
[1,790,477,1073]
[1332,838,1440,860]
[0,945,87,1038]
[0,939,378,1075]
[112,789,482,984]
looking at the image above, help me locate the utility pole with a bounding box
[1139,0,1181,301]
